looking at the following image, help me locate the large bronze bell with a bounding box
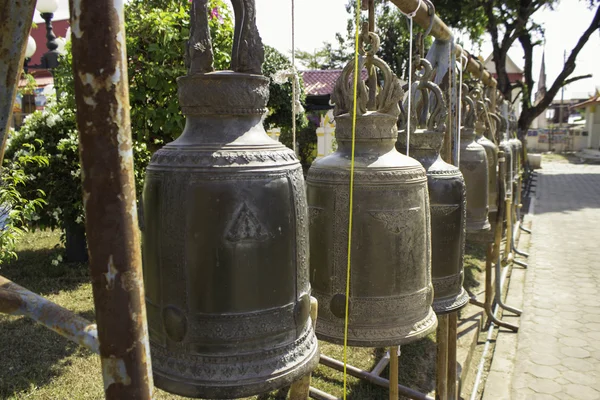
[141,1,318,397]
[396,58,468,315]
[459,85,491,235]
[307,32,436,347]
[474,90,499,238]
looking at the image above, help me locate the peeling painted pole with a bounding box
[0,276,99,354]
[0,0,37,163]
[68,0,153,398]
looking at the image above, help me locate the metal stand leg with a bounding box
[290,297,318,400]
[485,243,519,332]
[447,312,458,400]
[495,254,522,316]
[520,225,532,234]
[435,315,448,400]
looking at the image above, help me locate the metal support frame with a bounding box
[0,275,99,353]
[69,1,154,397]
[314,354,434,400]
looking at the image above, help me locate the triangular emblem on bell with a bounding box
[307,28,437,347]
[396,57,468,315]
[141,1,318,398]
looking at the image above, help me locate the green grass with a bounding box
[0,231,485,399]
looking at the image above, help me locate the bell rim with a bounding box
[432,287,470,315]
[149,327,319,399]
[314,307,438,347]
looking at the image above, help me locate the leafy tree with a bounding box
[295,48,332,69]
[0,138,47,265]
[262,46,314,169]
[310,0,487,78]
[476,0,600,135]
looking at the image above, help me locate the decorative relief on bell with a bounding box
[396,56,468,315]
[307,26,436,346]
[141,1,318,398]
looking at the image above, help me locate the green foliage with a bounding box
[308,0,487,77]
[18,72,38,96]
[125,0,233,150]
[0,137,47,265]
[3,101,151,233]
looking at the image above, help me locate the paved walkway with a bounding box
[507,162,600,399]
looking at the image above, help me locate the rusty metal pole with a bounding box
[0,275,99,353]
[69,0,153,398]
[0,0,37,163]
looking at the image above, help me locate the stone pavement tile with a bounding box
[528,378,562,394]
[562,383,600,400]
[505,163,600,400]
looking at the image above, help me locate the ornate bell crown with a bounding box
[186,0,264,75]
[461,83,478,130]
[179,0,269,116]
[331,22,403,119]
[398,55,447,135]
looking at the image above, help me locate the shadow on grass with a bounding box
[463,242,486,293]
[1,244,90,297]
[0,310,96,398]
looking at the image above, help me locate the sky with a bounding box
[41,0,599,99]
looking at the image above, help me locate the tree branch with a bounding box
[519,5,600,132]
[562,74,593,87]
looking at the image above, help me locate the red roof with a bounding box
[572,94,600,109]
[301,69,369,96]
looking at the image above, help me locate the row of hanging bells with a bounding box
[138,0,499,397]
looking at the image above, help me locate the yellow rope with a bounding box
[342,0,362,397]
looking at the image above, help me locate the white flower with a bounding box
[57,255,63,262]
[273,69,293,84]
[75,216,83,224]
[51,259,59,266]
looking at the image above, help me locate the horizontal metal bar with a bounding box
[309,386,341,400]
[0,275,99,354]
[319,354,434,400]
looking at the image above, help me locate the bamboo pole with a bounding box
[288,297,319,400]
[447,312,458,400]
[388,0,498,90]
[389,346,399,400]
[435,315,449,400]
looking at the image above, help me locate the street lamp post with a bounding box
[23,0,62,102]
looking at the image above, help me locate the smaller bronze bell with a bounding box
[307,29,436,347]
[459,84,491,236]
[474,90,499,241]
[396,58,468,315]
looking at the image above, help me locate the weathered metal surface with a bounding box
[308,31,436,347]
[396,58,467,315]
[0,275,99,353]
[0,0,36,164]
[142,1,318,397]
[69,0,154,398]
[459,85,491,236]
